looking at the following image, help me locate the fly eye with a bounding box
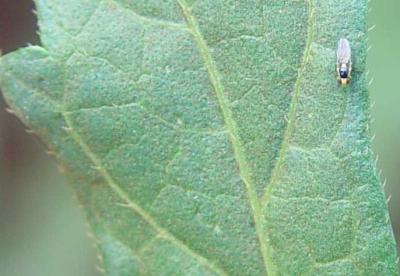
[340,69,348,78]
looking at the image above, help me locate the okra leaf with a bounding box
[0,0,398,275]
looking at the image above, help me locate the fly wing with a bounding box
[337,38,351,64]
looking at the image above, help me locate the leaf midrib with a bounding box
[177,0,316,274]
[176,0,272,274]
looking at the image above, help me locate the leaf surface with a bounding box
[0,0,398,275]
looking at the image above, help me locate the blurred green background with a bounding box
[368,0,400,252]
[0,1,398,275]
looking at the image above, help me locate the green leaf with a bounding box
[0,0,398,275]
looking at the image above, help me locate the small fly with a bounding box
[336,38,352,85]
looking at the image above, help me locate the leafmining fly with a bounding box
[336,38,352,85]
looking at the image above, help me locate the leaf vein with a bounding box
[64,101,227,135]
[61,112,228,276]
[176,0,272,274]
[262,0,315,209]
